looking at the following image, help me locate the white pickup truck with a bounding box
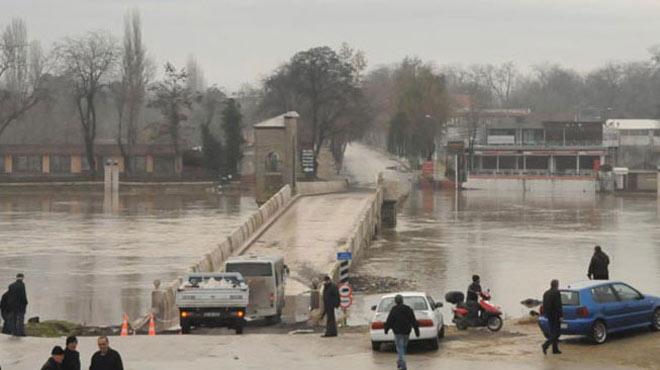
[175,272,249,334]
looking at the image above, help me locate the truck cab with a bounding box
[224,255,287,322]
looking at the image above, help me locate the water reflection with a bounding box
[354,188,660,319]
[0,190,257,325]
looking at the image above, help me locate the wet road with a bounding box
[351,188,660,321]
[0,190,257,325]
[245,191,376,294]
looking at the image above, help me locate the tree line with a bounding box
[3,12,660,177]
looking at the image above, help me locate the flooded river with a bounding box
[0,190,257,326]
[352,188,660,321]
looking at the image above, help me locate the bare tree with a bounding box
[0,18,48,140]
[186,54,206,93]
[113,9,151,174]
[149,62,192,156]
[57,31,119,177]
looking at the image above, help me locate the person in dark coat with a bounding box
[541,279,563,355]
[41,346,65,370]
[63,336,81,370]
[89,336,124,370]
[6,273,28,336]
[384,295,420,370]
[0,290,10,334]
[320,275,340,337]
[588,245,610,280]
[466,274,482,322]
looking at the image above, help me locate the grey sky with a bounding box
[3,0,660,91]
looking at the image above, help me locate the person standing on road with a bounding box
[41,346,65,370]
[320,275,340,337]
[588,245,610,280]
[0,289,10,334]
[89,336,123,370]
[542,279,563,355]
[384,295,420,370]
[7,273,28,336]
[63,336,81,370]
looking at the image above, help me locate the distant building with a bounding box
[0,142,182,181]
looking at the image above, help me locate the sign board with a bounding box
[301,149,315,173]
[336,252,352,261]
[487,135,515,145]
[337,283,353,297]
[339,295,352,309]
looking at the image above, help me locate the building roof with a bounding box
[253,111,299,129]
[606,119,660,130]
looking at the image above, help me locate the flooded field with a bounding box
[0,190,257,326]
[352,188,660,321]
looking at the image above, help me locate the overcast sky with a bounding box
[3,0,660,91]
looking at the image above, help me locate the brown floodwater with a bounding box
[0,190,257,326]
[351,188,660,322]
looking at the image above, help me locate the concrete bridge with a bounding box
[149,114,408,330]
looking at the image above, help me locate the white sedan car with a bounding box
[369,292,445,351]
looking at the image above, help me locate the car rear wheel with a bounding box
[591,320,607,344]
[652,309,660,331]
[371,341,380,351]
[486,316,503,332]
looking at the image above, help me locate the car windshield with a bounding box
[225,262,273,277]
[560,290,580,306]
[378,296,428,312]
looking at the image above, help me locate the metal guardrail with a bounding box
[470,170,597,177]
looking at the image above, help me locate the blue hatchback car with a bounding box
[538,280,660,344]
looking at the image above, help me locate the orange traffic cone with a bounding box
[148,314,156,336]
[120,314,129,337]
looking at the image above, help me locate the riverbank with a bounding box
[2,320,658,369]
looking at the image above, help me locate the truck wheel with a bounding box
[652,309,660,331]
[181,322,191,334]
[235,326,244,335]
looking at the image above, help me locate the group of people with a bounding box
[541,245,611,355]
[40,336,124,370]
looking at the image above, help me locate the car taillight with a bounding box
[371,321,385,330]
[417,319,434,327]
[180,311,189,318]
[577,306,589,318]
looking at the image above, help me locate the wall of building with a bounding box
[465,175,597,193]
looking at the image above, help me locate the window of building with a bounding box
[50,155,71,174]
[266,152,281,173]
[154,156,175,175]
[130,156,147,173]
[13,154,42,173]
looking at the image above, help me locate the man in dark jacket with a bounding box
[7,273,28,336]
[466,274,482,322]
[320,275,340,337]
[384,295,420,370]
[0,290,10,334]
[41,346,65,370]
[89,336,124,370]
[63,336,81,370]
[588,245,610,280]
[542,279,563,355]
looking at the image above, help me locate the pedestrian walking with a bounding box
[541,279,563,355]
[588,245,610,280]
[6,273,28,336]
[320,275,340,337]
[89,336,123,370]
[384,295,420,370]
[0,289,10,334]
[41,346,65,370]
[63,336,80,370]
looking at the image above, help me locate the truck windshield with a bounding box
[226,262,273,277]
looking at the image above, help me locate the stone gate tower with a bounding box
[253,112,298,204]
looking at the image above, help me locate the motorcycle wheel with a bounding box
[486,316,503,332]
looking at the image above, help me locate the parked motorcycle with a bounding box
[445,290,503,332]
